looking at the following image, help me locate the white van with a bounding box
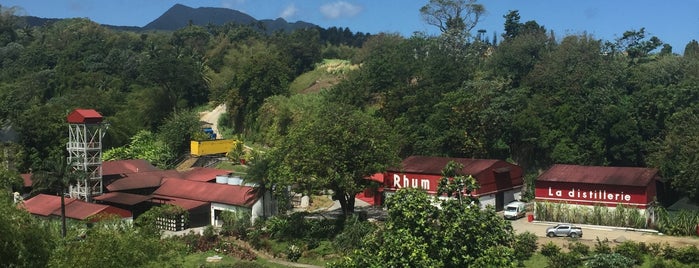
[503,201,526,220]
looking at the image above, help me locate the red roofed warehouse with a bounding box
[535,164,660,209]
[152,178,275,226]
[382,156,524,211]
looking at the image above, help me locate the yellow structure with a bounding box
[190,139,237,156]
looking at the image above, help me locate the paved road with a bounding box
[509,215,699,248]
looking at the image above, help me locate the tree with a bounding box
[0,196,57,268]
[332,187,517,267]
[684,40,699,59]
[268,101,400,216]
[49,218,185,267]
[103,130,174,169]
[420,0,485,37]
[215,40,293,135]
[30,153,82,238]
[647,104,699,202]
[437,160,479,205]
[156,109,201,155]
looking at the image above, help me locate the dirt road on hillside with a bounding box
[199,104,226,139]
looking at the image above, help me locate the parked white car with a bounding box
[503,201,526,220]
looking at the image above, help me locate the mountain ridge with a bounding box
[22,3,320,33]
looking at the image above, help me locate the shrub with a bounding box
[220,210,251,238]
[546,252,582,268]
[593,237,612,254]
[648,242,664,257]
[540,242,561,257]
[661,242,678,259]
[675,245,699,264]
[614,241,645,265]
[333,215,376,252]
[567,241,590,256]
[585,253,635,268]
[514,231,538,266]
[202,225,217,241]
[287,244,302,262]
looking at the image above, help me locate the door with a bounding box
[495,192,504,211]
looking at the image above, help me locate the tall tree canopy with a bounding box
[267,101,400,215]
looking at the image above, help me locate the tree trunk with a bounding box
[337,190,356,216]
[60,189,67,238]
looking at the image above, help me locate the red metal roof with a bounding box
[537,164,659,187]
[63,200,131,220]
[106,170,180,191]
[102,159,160,176]
[181,167,232,182]
[367,173,384,183]
[66,109,103,124]
[21,194,74,216]
[391,156,505,176]
[150,195,209,210]
[153,178,257,207]
[93,192,152,206]
[21,173,32,187]
[21,194,131,220]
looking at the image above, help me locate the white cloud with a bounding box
[280,4,298,20]
[319,1,362,19]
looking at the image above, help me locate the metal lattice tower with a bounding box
[66,109,107,202]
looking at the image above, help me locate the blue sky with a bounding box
[3,0,698,53]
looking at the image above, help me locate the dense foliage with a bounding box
[331,188,517,267]
[2,1,699,201]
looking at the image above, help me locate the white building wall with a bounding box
[210,203,251,227]
[504,186,523,204]
[479,194,495,209]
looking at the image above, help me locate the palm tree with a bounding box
[31,154,82,238]
[243,156,274,219]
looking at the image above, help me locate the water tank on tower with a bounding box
[66,109,108,201]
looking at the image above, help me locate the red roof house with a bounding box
[381,156,524,210]
[21,194,132,221]
[105,170,181,192]
[153,179,257,207]
[535,164,660,208]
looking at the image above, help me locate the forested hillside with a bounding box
[1,4,699,203]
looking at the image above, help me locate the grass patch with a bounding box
[308,195,335,211]
[524,253,548,267]
[289,59,356,94]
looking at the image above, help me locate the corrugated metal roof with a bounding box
[21,194,75,216]
[150,195,209,210]
[93,192,152,206]
[102,159,160,176]
[66,109,103,124]
[21,194,131,220]
[63,200,131,220]
[153,178,257,207]
[537,164,659,186]
[106,170,180,191]
[390,155,503,176]
[181,167,232,182]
